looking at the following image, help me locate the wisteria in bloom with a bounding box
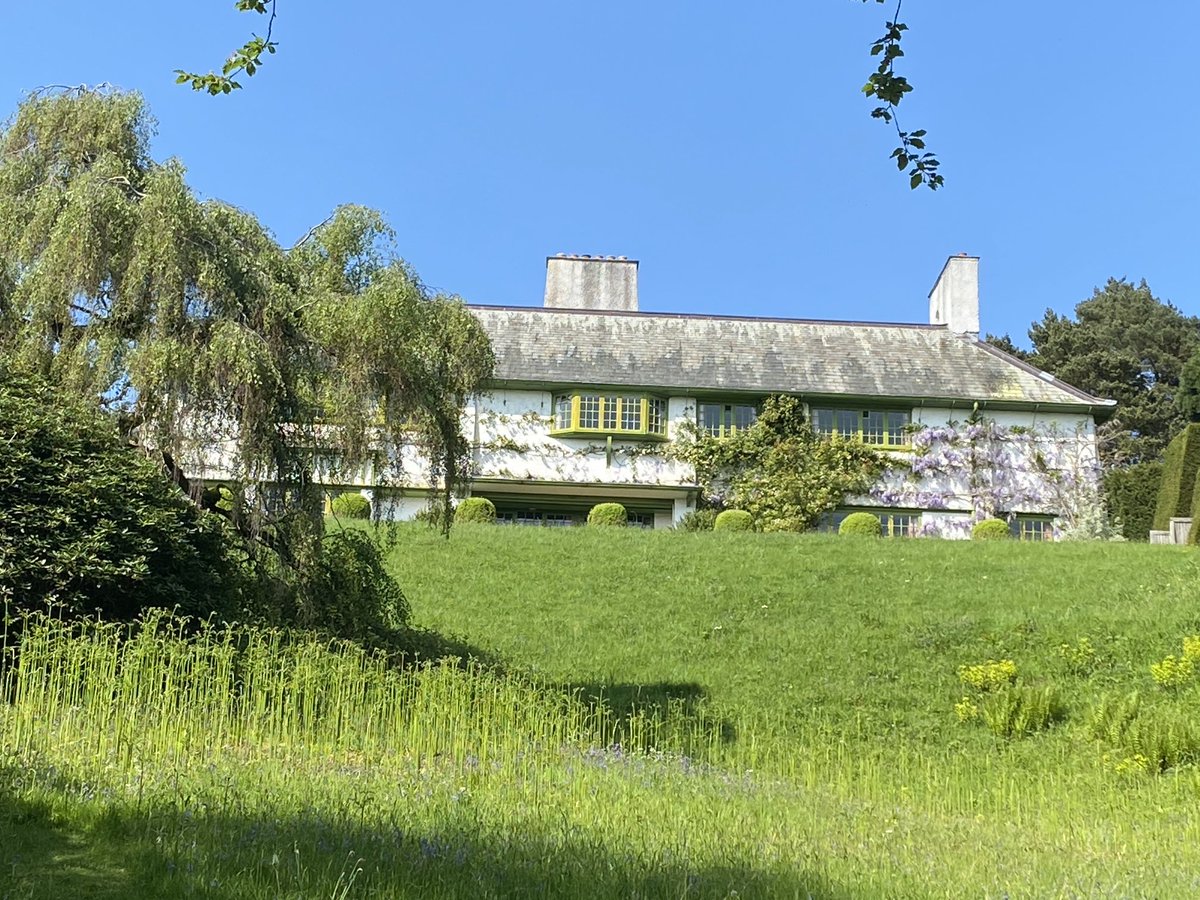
[868,419,1106,537]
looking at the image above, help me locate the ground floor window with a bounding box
[1012,516,1053,541]
[818,509,920,537]
[494,507,658,528]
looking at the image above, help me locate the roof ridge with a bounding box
[469,303,945,331]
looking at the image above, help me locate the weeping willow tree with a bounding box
[0,87,493,624]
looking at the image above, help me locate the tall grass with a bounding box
[2,612,740,775]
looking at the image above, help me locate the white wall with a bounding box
[471,389,695,488]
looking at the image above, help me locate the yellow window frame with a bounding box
[550,393,668,439]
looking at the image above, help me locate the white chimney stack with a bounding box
[929,254,980,335]
[544,254,639,312]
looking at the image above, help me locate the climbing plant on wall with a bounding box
[672,396,883,532]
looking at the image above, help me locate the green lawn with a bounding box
[3,525,1200,898]
[394,525,1200,743]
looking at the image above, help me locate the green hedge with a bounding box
[839,512,881,537]
[972,519,1010,541]
[331,492,371,519]
[713,509,753,532]
[1153,424,1200,530]
[1187,467,1200,544]
[1105,462,1163,541]
[587,503,627,527]
[455,497,496,524]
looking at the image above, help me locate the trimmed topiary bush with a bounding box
[587,503,627,527]
[1153,424,1200,531]
[1105,462,1163,541]
[455,497,497,524]
[972,518,1010,541]
[839,512,881,537]
[678,508,719,531]
[331,492,371,519]
[713,509,753,532]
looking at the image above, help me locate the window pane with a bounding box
[647,398,666,434]
[1017,518,1050,541]
[836,410,859,437]
[602,395,618,430]
[578,394,600,429]
[731,405,757,432]
[814,409,835,435]
[699,402,723,435]
[863,411,885,443]
[886,411,910,443]
[621,396,642,431]
[554,395,572,429]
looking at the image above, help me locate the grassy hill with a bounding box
[4,525,1200,898]
[394,525,1200,743]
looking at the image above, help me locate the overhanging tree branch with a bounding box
[175,1,278,95]
[861,0,943,190]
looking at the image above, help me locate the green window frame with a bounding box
[551,393,668,438]
[812,407,911,448]
[697,402,757,437]
[819,509,920,537]
[1012,516,1053,541]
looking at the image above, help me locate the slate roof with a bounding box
[470,305,1116,413]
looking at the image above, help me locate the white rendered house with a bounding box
[454,254,1114,535]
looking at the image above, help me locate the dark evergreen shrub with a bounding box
[0,371,243,621]
[972,518,1010,541]
[679,508,719,531]
[839,512,881,537]
[331,492,371,519]
[713,509,753,532]
[587,503,627,527]
[1153,424,1200,530]
[1104,462,1163,541]
[454,497,497,524]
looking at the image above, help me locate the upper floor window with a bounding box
[813,407,911,448]
[698,402,757,437]
[552,393,668,438]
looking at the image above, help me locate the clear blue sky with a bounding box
[2,2,1197,345]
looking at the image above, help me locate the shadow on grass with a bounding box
[387,627,738,754]
[563,680,738,749]
[0,793,135,900]
[1,789,856,899]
